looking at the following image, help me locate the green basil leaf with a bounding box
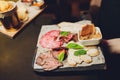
[74,49,87,56]
[60,31,69,36]
[67,43,84,49]
[57,51,65,62]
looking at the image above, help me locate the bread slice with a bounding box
[67,49,83,66]
[87,48,99,57]
[80,55,92,63]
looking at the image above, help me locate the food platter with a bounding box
[0,1,45,38]
[32,20,106,72]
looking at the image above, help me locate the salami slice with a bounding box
[40,30,63,49]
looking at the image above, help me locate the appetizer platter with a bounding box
[0,0,45,38]
[33,20,106,72]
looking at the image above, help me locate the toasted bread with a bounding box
[67,49,83,66]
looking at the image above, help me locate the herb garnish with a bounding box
[74,49,87,56]
[57,51,65,62]
[60,31,70,36]
[67,43,84,49]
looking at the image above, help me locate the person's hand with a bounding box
[104,38,120,54]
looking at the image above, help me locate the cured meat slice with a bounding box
[36,52,62,71]
[52,47,68,59]
[39,30,63,49]
[60,33,73,43]
[42,57,62,71]
[36,52,53,66]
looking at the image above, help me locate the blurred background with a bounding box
[2,0,101,24]
[43,0,101,23]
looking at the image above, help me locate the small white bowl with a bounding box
[78,27,102,46]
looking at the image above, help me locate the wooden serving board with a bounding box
[0,1,45,38]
